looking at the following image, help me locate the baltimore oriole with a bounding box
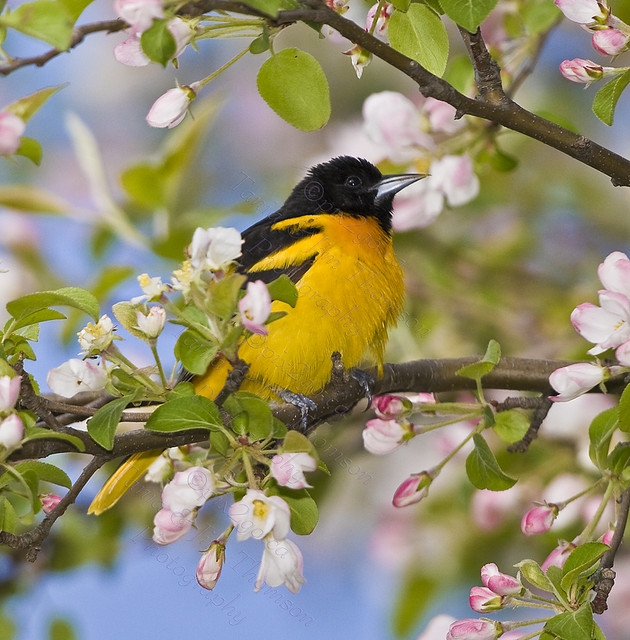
[88,156,424,515]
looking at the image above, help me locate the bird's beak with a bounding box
[374,173,427,205]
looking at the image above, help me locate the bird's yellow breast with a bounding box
[194,213,404,399]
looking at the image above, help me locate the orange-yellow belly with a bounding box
[194,213,404,399]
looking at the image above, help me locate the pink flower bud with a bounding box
[362,418,409,455]
[549,363,606,402]
[239,280,272,336]
[153,508,194,545]
[592,28,630,55]
[0,112,26,156]
[392,472,432,507]
[602,528,615,545]
[0,375,20,413]
[480,563,523,596]
[197,541,225,590]
[371,394,410,418]
[469,586,503,613]
[598,251,630,297]
[0,414,23,449]
[554,0,609,25]
[559,58,607,84]
[146,84,199,128]
[40,493,62,514]
[521,504,558,535]
[447,618,501,640]
[270,452,317,489]
[541,542,575,571]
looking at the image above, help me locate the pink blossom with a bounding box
[254,536,305,593]
[571,291,630,354]
[114,0,163,33]
[615,340,630,365]
[424,97,461,134]
[447,618,500,640]
[602,528,615,545]
[40,493,62,514]
[521,504,558,534]
[239,280,272,335]
[270,452,317,489]
[362,91,430,163]
[0,112,25,156]
[392,178,444,230]
[153,507,193,545]
[430,155,480,207]
[597,251,630,298]
[362,418,409,455]
[469,586,503,613]
[592,28,630,55]
[47,359,107,397]
[161,467,214,514]
[541,542,575,571]
[559,58,608,84]
[229,489,291,541]
[392,473,431,507]
[0,414,23,449]
[114,36,150,66]
[480,563,522,596]
[417,615,457,640]
[554,0,609,25]
[366,1,393,42]
[372,394,409,418]
[0,376,20,413]
[196,541,225,590]
[549,363,606,402]
[146,84,199,128]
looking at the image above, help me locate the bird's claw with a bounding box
[349,368,375,410]
[277,389,318,433]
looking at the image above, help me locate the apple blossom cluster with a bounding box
[360,91,480,230]
[556,0,630,85]
[549,251,630,402]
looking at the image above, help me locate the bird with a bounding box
[88,156,424,515]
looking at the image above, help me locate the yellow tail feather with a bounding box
[88,450,162,515]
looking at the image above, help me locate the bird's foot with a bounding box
[348,368,375,410]
[277,389,318,433]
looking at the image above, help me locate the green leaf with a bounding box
[224,392,274,441]
[465,433,517,490]
[282,430,315,454]
[543,603,594,640]
[516,559,554,592]
[456,339,501,380]
[392,572,436,636]
[493,409,530,443]
[239,0,283,16]
[209,429,231,457]
[266,274,298,307]
[87,395,133,450]
[145,396,222,432]
[174,329,218,375]
[140,19,176,66]
[111,301,146,341]
[14,460,71,489]
[249,32,270,54]
[270,486,318,535]
[10,308,66,332]
[257,48,331,131]
[560,542,608,592]
[57,0,94,21]
[389,4,449,77]
[0,497,18,534]
[618,383,630,432]
[439,0,499,31]
[48,617,77,640]
[608,443,630,474]
[7,85,65,122]
[592,69,630,126]
[7,287,99,324]
[15,137,43,165]
[588,407,618,470]
[120,164,166,209]
[0,185,71,214]
[546,565,571,609]
[0,1,74,49]
[206,273,246,320]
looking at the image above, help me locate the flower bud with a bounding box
[469,586,503,613]
[146,84,200,129]
[549,362,606,402]
[554,0,609,25]
[197,541,226,590]
[371,394,411,418]
[41,493,62,514]
[480,563,523,596]
[521,504,558,534]
[447,618,501,640]
[239,280,272,336]
[362,418,411,455]
[592,28,630,55]
[0,414,23,449]
[559,58,611,84]
[0,375,20,413]
[392,472,432,507]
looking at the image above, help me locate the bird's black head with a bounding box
[280,156,424,234]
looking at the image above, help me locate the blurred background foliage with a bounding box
[2,0,630,638]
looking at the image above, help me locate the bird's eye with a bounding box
[345,175,362,188]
